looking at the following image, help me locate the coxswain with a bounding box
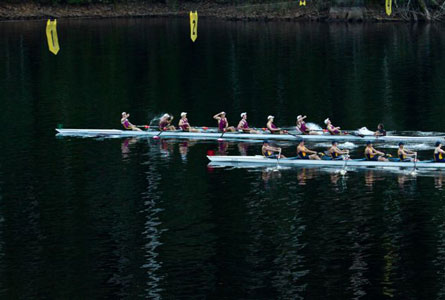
[121,112,142,131]
[213,111,236,133]
[434,141,445,162]
[237,112,259,134]
[262,140,285,158]
[296,115,318,135]
[267,116,287,134]
[178,112,199,132]
[374,123,386,137]
[397,142,417,162]
[364,141,388,161]
[297,140,321,160]
[159,114,176,131]
[328,141,349,160]
[325,118,341,135]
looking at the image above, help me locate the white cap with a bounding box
[240,112,247,118]
[162,113,170,118]
[267,115,274,120]
[324,118,330,125]
[181,112,187,117]
[121,112,126,116]
[221,111,226,115]
[297,115,303,120]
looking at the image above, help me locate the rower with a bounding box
[121,112,142,131]
[237,112,259,134]
[374,123,386,137]
[213,111,236,133]
[297,140,321,160]
[178,112,199,132]
[267,116,287,134]
[262,140,285,158]
[328,141,349,160]
[325,118,341,135]
[398,142,417,162]
[159,114,176,131]
[434,141,445,162]
[296,115,318,135]
[364,141,388,161]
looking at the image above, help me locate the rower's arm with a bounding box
[213,113,222,120]
[304,147,316,154]
[439,148,445,154]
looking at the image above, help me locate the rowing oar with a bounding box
[410,152,418,176]
[136,125,150,129]
[340,154,350,176]
[347,131,365,138]
[275,149,281,171]
[218,129,226,142]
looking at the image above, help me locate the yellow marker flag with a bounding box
[190,11,198,42]
[46,19,60,55]
[385,0,392,16]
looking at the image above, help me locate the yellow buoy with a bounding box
[385,0,392,16]
[46,19,60,55]
[190,11,198,42]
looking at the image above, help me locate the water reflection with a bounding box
[141,148,164,299]
[179,141,196,162]
[121,138,138,159]
[237,142,250,156]
[0,181,3,296]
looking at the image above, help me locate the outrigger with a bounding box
[55,128,445,143]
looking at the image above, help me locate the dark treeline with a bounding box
[2,0,444,21]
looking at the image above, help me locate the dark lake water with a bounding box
[1,18,445,299]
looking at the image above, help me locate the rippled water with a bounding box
[1,18,445,299]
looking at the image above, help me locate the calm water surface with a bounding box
[1,18,445,299]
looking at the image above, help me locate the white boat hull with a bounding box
[55,129,445,143]
[207,155,445,169]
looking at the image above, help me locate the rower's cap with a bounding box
[121,112,126,116]
[324,118,330,125]
[240,112,247,118]
[267,115,274,120]
[332,140,338,145]
[181,112,187,117]
[298,139,304,144]
[297,115,306,121]
[436,141,442,147]
[221,111,226,115]
[263,140,269,144]
[162,113,170,118]
[398,142,405,146]
[366,141,372,145]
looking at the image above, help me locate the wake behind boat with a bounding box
[207,155,445,169]
[55,128,445,143]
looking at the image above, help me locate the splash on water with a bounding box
[314,141,358,149]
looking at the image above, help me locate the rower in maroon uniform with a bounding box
[159,114,176,131]
[324,118,341,135]
[296,115,318,135]
[237,112,258,134]
[178,112,199,132]
[266,115,287,134]
[121,112,142,131]
[213,111,236,132]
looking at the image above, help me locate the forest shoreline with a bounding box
[0,2,433,22]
